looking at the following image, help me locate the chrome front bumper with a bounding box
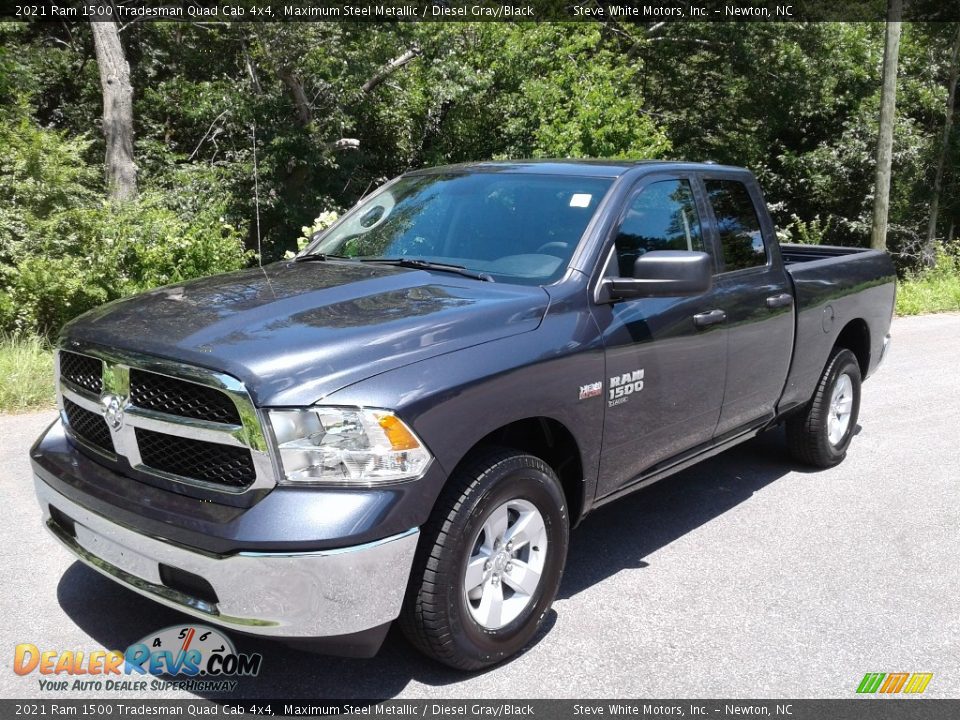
[35,476,419,638]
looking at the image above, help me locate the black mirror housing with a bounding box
[604,250,713,301]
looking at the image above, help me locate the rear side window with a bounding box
[613,179,704,277]
[705,179,767,272]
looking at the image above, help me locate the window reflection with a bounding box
[705,179,767,272]
[613,179,705,277]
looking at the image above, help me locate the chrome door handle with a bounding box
[693,309,727,328]
[766,293,794,309]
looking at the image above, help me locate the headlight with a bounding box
[268,407,431,485]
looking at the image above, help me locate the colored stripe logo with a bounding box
[856,672,933,694]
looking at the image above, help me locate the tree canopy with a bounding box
[1,19,958,335]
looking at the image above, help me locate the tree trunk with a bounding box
[91,9,137,201]
[278,68,312,126]
[871,0,903,252]
[924,25,960,263]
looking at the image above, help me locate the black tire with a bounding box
[786,348,862,468]
[399,447,569,670]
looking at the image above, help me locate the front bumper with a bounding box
[34,472,419,642]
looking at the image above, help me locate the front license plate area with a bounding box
[74,523,158,583]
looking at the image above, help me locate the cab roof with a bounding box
[407,159,747,178]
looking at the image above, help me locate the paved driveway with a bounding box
[2,314,957,699]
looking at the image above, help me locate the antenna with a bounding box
[252,122,262,266]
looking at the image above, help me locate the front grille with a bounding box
[57,346,267,494]
[63,397,115,453]
[130,369,242,425]
[60,352,103,395]
[135,428,255,487]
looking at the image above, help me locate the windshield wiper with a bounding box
[293,252,352,263]
[360,257,494,282]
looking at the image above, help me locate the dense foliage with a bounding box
[1,20,958,336]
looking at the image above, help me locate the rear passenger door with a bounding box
[701,174,794,437]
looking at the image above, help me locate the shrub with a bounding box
[0,102,254,337]
[895,245,960,316]
[0,111,99,264]
[1,194,252,337]
[285,209,341,258]
[781,214,836,245]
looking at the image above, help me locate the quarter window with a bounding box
[705,179,767,272]
[612,179,704,277]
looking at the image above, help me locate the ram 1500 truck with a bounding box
[30,161,895,670]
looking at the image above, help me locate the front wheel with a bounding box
[786,348,862,468]
[399,448,569,670]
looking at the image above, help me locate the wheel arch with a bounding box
[452,417,586,528]
[833,318,871,377]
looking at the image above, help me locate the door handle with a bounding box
[693,309,727,328]
[765,293,794,309]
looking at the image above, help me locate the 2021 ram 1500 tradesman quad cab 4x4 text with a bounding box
[30,161,895,669]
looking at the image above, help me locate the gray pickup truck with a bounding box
[30,161,895,670]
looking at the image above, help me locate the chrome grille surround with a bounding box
[56,342,275,496]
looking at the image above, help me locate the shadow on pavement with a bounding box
[560,427,806,600]
[57,563,474,697]
[57,427,811,699]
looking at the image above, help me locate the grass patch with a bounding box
[0,333,55,413]
[895,248,960,316]
[896,274,960,315]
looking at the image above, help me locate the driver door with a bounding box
[591,176,728,498]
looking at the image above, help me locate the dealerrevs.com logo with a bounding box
[13,625,263,693]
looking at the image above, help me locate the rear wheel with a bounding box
[399,448,568,670]
[786,348,862,468]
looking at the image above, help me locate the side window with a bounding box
[705,179,767,272]
[612,179,704,277]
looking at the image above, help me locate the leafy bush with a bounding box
[0,110,99,260]
[286,209,341,258]
[0,256,109,336]
[0,99,253,337]
[896,245,960,316]
[779,214,836,245]
[1,194,251,336]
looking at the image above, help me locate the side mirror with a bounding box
[602,250,713,301]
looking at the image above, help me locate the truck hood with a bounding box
[62,261,550,406]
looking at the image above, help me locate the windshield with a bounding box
[307,172,614,285]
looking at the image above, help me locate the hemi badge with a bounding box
[579,381,603,400]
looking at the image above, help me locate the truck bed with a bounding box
[777,243,896,414]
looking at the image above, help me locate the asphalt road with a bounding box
[2,313,958,700]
